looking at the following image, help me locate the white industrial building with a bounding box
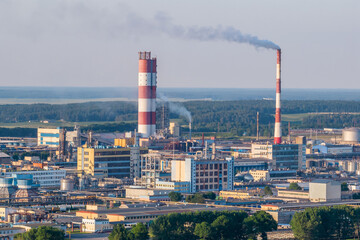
[309,179,341,202]
[2,170,66,188]
[37,127,80,148]
[312,143,353,154]
[82,218,112,233]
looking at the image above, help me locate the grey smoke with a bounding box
[158,95,192,123]
[127,12,280,50]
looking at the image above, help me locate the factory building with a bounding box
[138,51,157,138]
[251,143,304,170]
[169,122,180,137]
[37,128,61,147]
[312,143,353,154]
[309,180,341,202]
[171,157,234,193]
[1,170,66,188]
[77,146,148,179]
[37,127,81,148]
[156,101,170,133]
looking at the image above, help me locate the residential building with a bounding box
[309,180,341,202]
[251,143,304,170]
[77,146,148,179]
[171,157,234,193]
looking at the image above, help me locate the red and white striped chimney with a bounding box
[138,51,157,137]
[274,49,282,144]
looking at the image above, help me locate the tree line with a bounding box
[290,205,360,240]
[1,100,360,136]
[119,210,276,240]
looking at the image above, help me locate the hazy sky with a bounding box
[0,0,359,88]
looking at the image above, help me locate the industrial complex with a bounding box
[0,50,359,240]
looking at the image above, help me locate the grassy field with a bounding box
[281,113,310,122]
[282,112,360,123]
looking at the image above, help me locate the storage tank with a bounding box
[0,178,13,187]
[17,179,33,189]
[0,177,15,200]
[342,128,360,143]
[60,178,74,191]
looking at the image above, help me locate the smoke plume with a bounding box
[158,95,192,122]
[127,12,280,50]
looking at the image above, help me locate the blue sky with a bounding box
[0,0,358,88]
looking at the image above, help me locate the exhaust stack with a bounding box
[189,122,192,140]
[138,51,157,137]
[274,49,282,144]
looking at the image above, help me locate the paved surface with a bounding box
[70,232,110,240]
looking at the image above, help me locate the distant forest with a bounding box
[0,100,360,137]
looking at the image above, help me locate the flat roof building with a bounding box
[251,143,304,170]
[171,157,234,193]
[77,146,148,179]
[309,179,341,202]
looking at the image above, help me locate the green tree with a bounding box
[130,223,148,240]
[168,192,182,202]
[352,207,360,239]
[194,222,212,240]
[109,224,132,240]
[15,226,64,240]
[210,215,231,240]
[291,206,345,240]
[289,182,301,190]
[331,205,354,239]
[353,193,360,199]
[264,186,273,196]
[202,192,216,200]
[246,211,277,240]
[341,182,349,191]
[186,193,205,203]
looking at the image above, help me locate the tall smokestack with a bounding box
[274,49,282,144]
[256,112,259,141]
[138,51,157,137]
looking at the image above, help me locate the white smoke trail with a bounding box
[158,95,192,122]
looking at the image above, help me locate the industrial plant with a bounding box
[0,50,358,240]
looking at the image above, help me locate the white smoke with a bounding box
[158,95,192,123]
[127,12,280,50]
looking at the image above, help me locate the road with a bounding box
[69,232,110,240]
